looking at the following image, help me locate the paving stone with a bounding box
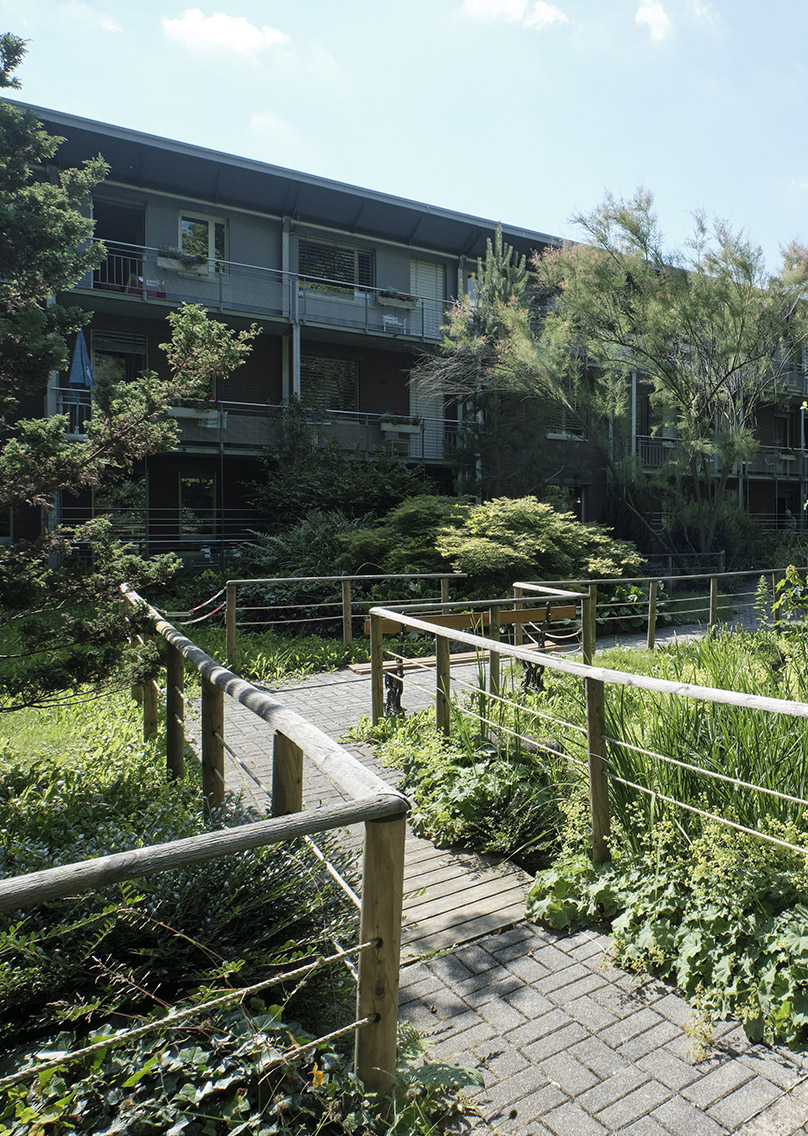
[636,1047,702,1092]
[621,1118,676,1136]
[481,1067,559,1112]
[510,1020,589,1061]
[543,1100,609,1136]
[503,985,555,1018]
[540,1052,601,1096]
[562,994,620,1032]
[598,1007,667,1048]
[505,1009,567,1050]
[464,975,527,1006]
[651,1097,729,1136]
[548,971,609,1003]
[596,1079,673,1129]
[497,1083,569,1131]
[534,962,593,994]
[706,1078,783,1130]
[568,1035,632,1080]
[739,1051,808,1091]
[681,1060,754,1108]
[576,1066,652,1114]
[617,1018,683,1061]
[477,997,531,1032]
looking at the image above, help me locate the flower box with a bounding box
[380,416,422,434]
[157,255,208,275]
[377,295,417,310]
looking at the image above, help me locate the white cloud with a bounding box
[686,1,718,23]
[462,0,568,29]
[162,9,290,60]
[636,1,673,40]
[57,2,122,32]
[525,3,569,29]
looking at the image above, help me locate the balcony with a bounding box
[636,434,676,469]
[55,387,92,437]
[746,445,807,478]
[76,243,447,342]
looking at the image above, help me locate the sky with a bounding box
[3,0,808,273]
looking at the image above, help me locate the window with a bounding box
[180,213,226,271]
[298,239,373,297]
[92,331,148,384]
[300,356,358,412]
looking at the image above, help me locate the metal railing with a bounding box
[79,242,448,341]
[0,587,408,1094]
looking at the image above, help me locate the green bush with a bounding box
[338,495,469,575]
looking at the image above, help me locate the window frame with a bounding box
[298,238,374,300]
[178,211,227,274]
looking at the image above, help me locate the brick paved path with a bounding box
[214,610,808,1135]
[254,663,808,1136]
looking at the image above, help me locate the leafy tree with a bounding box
[531,190,808,554]
[338,494,642,595]
[412,226,557,498]
[253,398,432,528]
[0,41,260,708]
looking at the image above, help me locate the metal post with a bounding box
[225,582,237,665]
[355,811,406,1093]
[341,579,353,649]
[166,642,185,781]
[585,676,610,864]
[370,612,384,725]
[272,731,304,816]
[709,576,718,634]
[436,633,451,736]
[646,580,658,651]
[201,675,225,818]
[582,584,598,666]
[513,585,524,647]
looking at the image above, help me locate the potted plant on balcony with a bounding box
[156,246,208,274]
[379,413,423,433]
[377,288,418,310]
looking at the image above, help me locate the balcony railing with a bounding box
[55,387,92,436]
[636,434,677,468]
[77,243,448,341]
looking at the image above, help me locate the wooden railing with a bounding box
[367,595,808,868]
[0,587,409,1094]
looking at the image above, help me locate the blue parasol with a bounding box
[68,329,95,388]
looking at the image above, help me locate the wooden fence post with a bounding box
[225,582,237,665]
[647,580,658,651]
[440,576,450,605]
[201,676,225,817]
[436,633,451,736]
[143,672,159,741]
[272,731,304,816]
[585,676,610,865]
[488,604,500,698]
[166,642,185,781]
[370,612,384,726]
[355,811,406,1095]
[341,579,353,649]
[709,576,718,634]
[582,584,598,666]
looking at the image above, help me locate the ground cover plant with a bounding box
[363,619,808,1048]
[0,688,479,1132]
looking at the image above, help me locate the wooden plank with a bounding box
[402,903,528,953]
[348,641,571,675]
[405,873,529,919]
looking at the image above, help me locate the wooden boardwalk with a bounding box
[189,682,533,963]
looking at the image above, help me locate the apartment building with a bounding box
[19,105,808,552]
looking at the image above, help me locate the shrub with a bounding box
[435,497,645,593]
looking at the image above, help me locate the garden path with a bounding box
[206,609,808,1136]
